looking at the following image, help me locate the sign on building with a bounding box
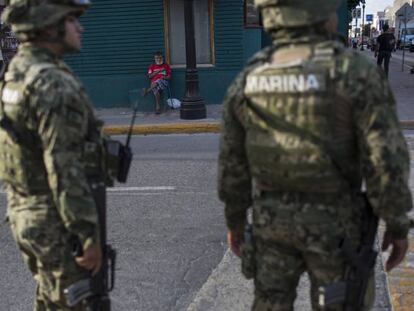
[245,0,260,27]
[0,5,19,64]
[352,8,362,19]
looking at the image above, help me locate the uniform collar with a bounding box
[18,43,73,73]
[19,43,60,62]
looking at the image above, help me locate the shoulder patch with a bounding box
[245,72,326,94]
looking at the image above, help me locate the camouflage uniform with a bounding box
[218,1,413,310]
[0,1,104,310]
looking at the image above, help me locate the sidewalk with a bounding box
[97,105,222,135]
[371,50,414,123]
[98,51,414,135]
[389,134,414,311]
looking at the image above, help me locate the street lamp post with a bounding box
[180,0,207,120]
[401,6,408,72]
[360,1,366,51]
[354,7,359,39]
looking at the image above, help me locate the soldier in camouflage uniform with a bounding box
[0,1,105,310]
[218,0,412,310]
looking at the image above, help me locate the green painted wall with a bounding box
[337,0,349,37]
[243,28,262,62]
[66,0,248,109]
[66,0,351,109]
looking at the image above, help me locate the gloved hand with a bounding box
[382,230,409,272]
[227,229,244,257]
[75,245,103,275]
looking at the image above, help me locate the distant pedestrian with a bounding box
[352,37,358,49]
[375,24,396,77]
[143,52,171,114]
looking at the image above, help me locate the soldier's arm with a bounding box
[32,71,100,252]
[354,64,412,239]
[218,71,252,232]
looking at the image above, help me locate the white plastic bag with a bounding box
[166,98,181,109]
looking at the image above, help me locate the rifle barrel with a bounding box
[125,102,138,147]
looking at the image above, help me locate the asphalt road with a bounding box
[0,134,227,311]
[0,133,397,310]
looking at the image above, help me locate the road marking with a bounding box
[107,186,175,192]
[0,186,177,195]
[0,187,216,196]
[108,191,211,196]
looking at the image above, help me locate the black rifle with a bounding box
[319,193,379,310]
[64,104,138,309]
[64,178,116,311]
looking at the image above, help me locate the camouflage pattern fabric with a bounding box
[255,0,342,30]
[218,31,412,311]
[0,43,102,310]
[252,192,374,311]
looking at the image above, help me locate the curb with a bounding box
[103,122,221,135]
[103,120,414,135]
[401,120,414,130]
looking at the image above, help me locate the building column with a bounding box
[180,0,206,120]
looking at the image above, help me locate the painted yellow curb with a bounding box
[400,120,414,129]
[104,122,221,135]
[104,120,414,135]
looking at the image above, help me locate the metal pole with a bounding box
[180,0,206,120]
[355,8,358,38]
[402,6,407,72]
[361,3,365,51]
[399,19,402,49]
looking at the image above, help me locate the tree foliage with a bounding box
[347,0,363,23]
[348,0,362,10]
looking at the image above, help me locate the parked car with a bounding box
[400,21,414,49]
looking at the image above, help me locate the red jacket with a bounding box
[148,63,171,83]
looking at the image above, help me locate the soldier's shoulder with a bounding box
[26,64,81,111]
[29,63,78,93]
[337,48,378,77]
[246,46,273,67]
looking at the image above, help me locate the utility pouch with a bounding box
[105,139,132,184]
[117,144,132,183]
[105,139,121,182]
[240,224,256,279]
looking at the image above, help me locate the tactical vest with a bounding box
[0,62,106,194]
[244,44,360,193]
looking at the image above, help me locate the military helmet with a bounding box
[255,0,342,31]
[2,0,91,34]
